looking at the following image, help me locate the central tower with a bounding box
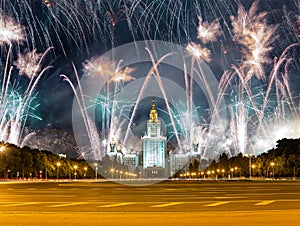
[142,98,166,177]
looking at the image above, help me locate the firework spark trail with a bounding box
[0,85,41,146]
[60,72,102,160]
[145,47,182,151]
[262,43,300,115]
[1,0,299,159]
[282,57,298,115]
[108,60,135,137]
[230,1,277,81]
[83,57,135,145]
[186,41,212,146]
[213,1,280,154]
[183,57,189,113]
[123,51,176,147]
[0,14,47,146]
[83,56,115,131]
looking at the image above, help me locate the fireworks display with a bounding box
[0,0,300,161]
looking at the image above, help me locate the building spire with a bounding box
[152,97,156,110]
[149,97,158,121]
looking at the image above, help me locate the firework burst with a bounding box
[0,15,24,45]
[14,49,42,78]
[230,1,277,81]
[197,17,222,44]
[186,42,211,62]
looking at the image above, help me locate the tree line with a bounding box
[0,142,95,179]
[206,138,300,178]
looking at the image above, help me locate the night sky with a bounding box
[1,0,300,157]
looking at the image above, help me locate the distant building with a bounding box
[123,153,139,171]
[169,151,200,174]
[107,138,123,163]
[141,98,166,177]
[58,153,67,158]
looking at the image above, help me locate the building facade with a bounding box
[142,98,166,177]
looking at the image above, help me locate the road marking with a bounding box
[152,202,183,208]
[163,188,178,191]
[1,202,39,207]
[48,202,88,207]
[99,202,135,208]
[205,201,230,207]
[214,197,245,199]
[146,194,196,197]
[255,200,275,206]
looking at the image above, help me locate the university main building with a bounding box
[141,98,166,177]
[107,98,200,178]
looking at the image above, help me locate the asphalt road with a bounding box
[0,180,300,225]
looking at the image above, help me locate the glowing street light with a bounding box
[234,167,238,177]
[110,168,115,179]
[56,162,61,181]
[252,164,256,178]
[230,168,234,179]
[0,146,5,153]
[271,162,275,179]
[94,163,98,180]
[0,145,5,179]
[74,165,78,180]
[84,167,87,178]
[216,169,220,179]
[248,154,252,179]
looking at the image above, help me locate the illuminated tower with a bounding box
[142,98,166,177]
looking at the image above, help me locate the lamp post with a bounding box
[221,169,225,179]
[94,163,98,180]
[252,164,256,178]
[248,154,252,179]
[110,168,115,179]
[216,169,220,180]
[84,167,87,178]
[0,145,5,179]
[56,162,61,181]
[271,162,275,179]
[207,170,211,179]
[74,165,78,180]
[234,167,238,178]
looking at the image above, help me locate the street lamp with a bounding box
[207,170,211,179]
[94,163,98,180]
[248,154,252,179]
[216,169,220,180]
[0,145,5,179]
[230,168,234,179]
[84,167,87,178]
[234,167,238,177]
[110,168,115,179]
[252,164,256,178]
[74,165,78,180]
[271,162,275,179]
[56,162,61,181]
